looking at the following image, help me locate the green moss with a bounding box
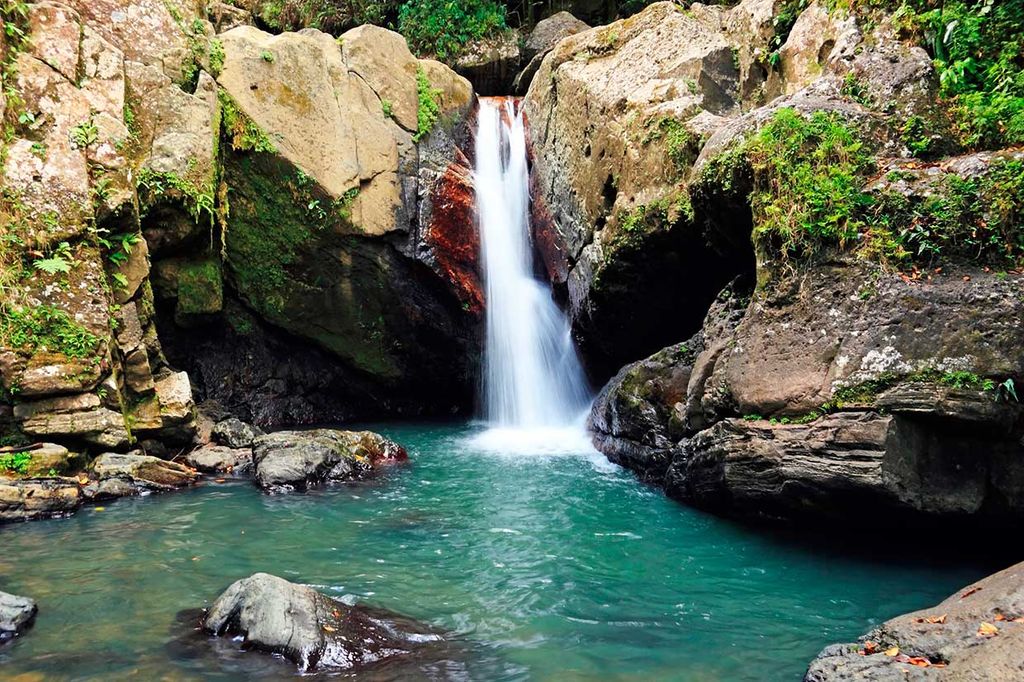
[643,117,697,176]
[218,89,277,153]
[0,304,100,359]
[613,192,694,254]
[175,259,223,318]
[136,168,215,225]
[413,66,442,143]
[745,108,876,256]
[209,38,225,76]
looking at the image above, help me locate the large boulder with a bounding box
[183,444,252,475]
[203,573,446,673]
[454,31,520,96]
[211,417,263,449]
[0,591,38,642]
[806,561,1024,680]
[252,429,407,492]
[513,12,589,94]
[88,452,198,490]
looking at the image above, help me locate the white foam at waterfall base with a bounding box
[470,98,595,456]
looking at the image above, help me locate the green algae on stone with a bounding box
[174,258,223,325]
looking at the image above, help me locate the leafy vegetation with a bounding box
[743,108,875,256]
[219,90,278,153]
[413,66,442,142]
[0,304,101,359]
[0,451,31,474]
[397,0,507,60]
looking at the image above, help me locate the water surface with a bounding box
[0,422,993,680]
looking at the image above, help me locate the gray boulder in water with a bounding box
[252,429,407,492]
[203,573,443,672]
[0,591,37,641]
[211,417,263,449]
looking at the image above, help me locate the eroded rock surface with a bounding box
[806,561,1024,680]
[203,573,445,673]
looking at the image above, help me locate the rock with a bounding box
[20,443,86,477]
[454,31,520,96]
[88,452,198,490]
[209,23,479,405]
[0,591,37,642]
[16,393,131,450]
[0,478,82,522]
[252,429,407,492]
[184,444,252,474]
[514,12,589,94]
[523,1,764,376]
[208,1,252,33]
[588,339,701,481]
[203,573,445,672]
[80,476,142,501]
[806,561,1024,680]
[211,417,263,449]
[151,371,198,440]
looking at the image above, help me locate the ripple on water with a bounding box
[0,421,997,681]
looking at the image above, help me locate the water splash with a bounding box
[472,97,592,452]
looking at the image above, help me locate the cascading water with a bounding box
[472,97,593,452]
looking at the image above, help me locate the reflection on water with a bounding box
[0,422,994,681]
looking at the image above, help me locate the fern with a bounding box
[33,255,71,275]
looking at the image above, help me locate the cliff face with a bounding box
[0,1,484,449]
[532,1,1024,525]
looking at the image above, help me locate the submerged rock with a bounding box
[183,444,252,475]
[252,429,407,492]
[806,561,1024,680]
[203,572,445,673]
[0,591,37,642]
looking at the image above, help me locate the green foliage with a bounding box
[0,451,31,474]
[0,304,101,359]
[899,0,1024,149]
[744,108,875,256]
[219,90,278,153]
[867,157,1024,265]
[176,259,223,317]
[70,118,99,148]
[413,66,442,143]
[397,0,507,60]
[899,114,937,158]
[33,241,74,275]
[381,99,394,119]
[840,72,873,107]
[137,168,216,225]
[260,50,276,63]
[643,117,697,176]
[209,38,225,76]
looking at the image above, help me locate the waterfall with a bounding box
[473,98,592,449]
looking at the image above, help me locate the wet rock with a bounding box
[0,478,82,522]
[454,31,520,96]
[15,393,130,451]
[19,443,86,477]
[806,560,1024,680]
[0,591,37,642]
[88,452,198,491]
[184,444,252,475]
[252,429,407,492]
[203,573,445,673]
[211,417,263,449]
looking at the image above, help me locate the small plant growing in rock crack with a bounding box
[381,99,394,119]
[413,66,442,143]
[33,241,74,275]
[260,50,275,63]
[0,452,31,474]
[70,118,99,148]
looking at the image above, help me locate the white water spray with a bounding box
[472,98,592,453]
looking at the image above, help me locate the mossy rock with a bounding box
[175,258,224,327]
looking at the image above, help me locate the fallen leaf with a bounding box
[962,275,971,282]
[1012,617,1024,623]
[933,663,947,668]
[863,641,878,654]
[323,625,336,633]
[961,586,982,599]
[884,646,900,657]
[215,478,226,483]
[915,614,947,624]
[977,622,999,637]
[192,556,200,561]
[907,657,931,667]
[94,506,105,512]
[994,613,1006,622]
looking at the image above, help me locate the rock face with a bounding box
[211,417,263,449]
[203,572,445,673]
[454,31,520,95]
[523,1,767,376]
[513,12,589,94]
[591,261,1024,526]
[806,561,1024,680]
[252,429,407,492]
[0,591,37,642]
